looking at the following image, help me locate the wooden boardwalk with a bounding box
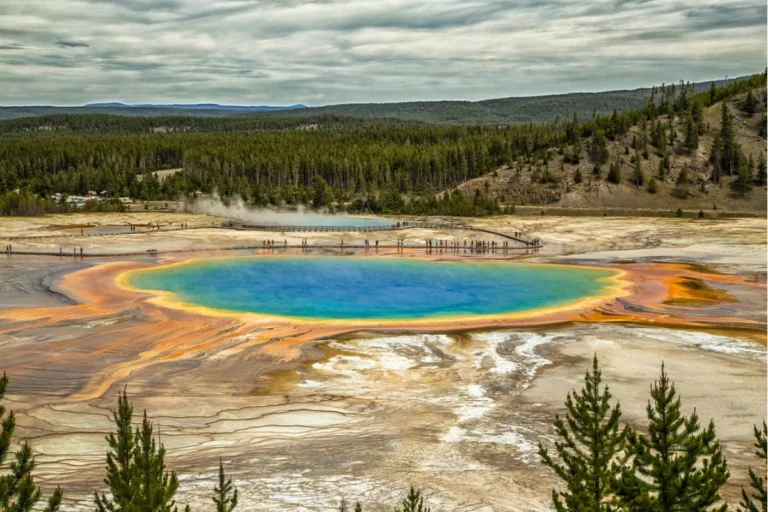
[2,221,542,258]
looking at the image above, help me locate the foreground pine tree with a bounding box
[95,389,186,512]
[539,356,626,512]
[739,421,767,512]
[213,460,238,512]
[612,364,729,512]
[0,373,63,512]
[395,486,430,512]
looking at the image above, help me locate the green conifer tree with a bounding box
[683,115,699,153]
[539,356,626,512]
[745,90,757,116]
[733,157,754,196]
[133,412,180,512]
[757,154,767,186]
[213,460,238,512]
[676,164,690,189]
[589,130,609,165]
[0,373,62,512]
[738,421,767,512]
[612,364,730,512]
[607,161,621,184]
[395,487,430,512]
[95,390,135,511]
[632,165,645,187]
[95,390,184,512]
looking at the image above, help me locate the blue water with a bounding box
[69,226,135,235]
[252,214,393,227]
[129,258,615,320]
[307,216,393,227]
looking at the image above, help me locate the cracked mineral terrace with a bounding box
[0,213,765,510]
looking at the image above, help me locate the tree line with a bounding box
[1,355,765,511]
[0,72,765,217]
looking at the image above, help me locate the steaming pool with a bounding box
[239,213,394,227]
[127,258,618,320]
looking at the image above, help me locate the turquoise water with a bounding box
[68,226,135,235]
[254,214,393,227]
[303,216,392,227]
[129,258,615,320]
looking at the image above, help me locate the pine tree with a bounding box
[612,364,730,512]
[632,165,645,187]
[745,90,757,116]
[589,130,609,165]
[354,502,363,512]
[733,157,754,196]
[715,103,740,178]
[95,389,185,512]
[607,160,621,184]
[133,412,180,512]
[647,178,657,194]
[676,163,690,189]
[739,421,767,512]
[0,373,62,512]
[95,390,135,511]
[684,114,699,153]
[395,487,430,512]
[660,153,670,178]
[213,460,238,512]
[758,154,767,186]
[574,168,583,184]
[0,372,14,476]
[539,356,626,512]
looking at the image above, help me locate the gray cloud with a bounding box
[685,3,768,30]
[55,39,90,48]
[84,0,184,13]
[0,0,764,106]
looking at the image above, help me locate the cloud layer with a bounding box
[1,0,765,105]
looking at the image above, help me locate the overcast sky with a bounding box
[1,0,765,106]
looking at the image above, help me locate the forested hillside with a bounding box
[0,77,745,125]
[0,73,765,216]
[455,76,768,212]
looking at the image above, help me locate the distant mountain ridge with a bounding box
[84,102,307,112]
[0,75,751,123]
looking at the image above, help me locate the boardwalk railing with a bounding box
[2,221,542,257]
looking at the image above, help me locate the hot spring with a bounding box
[127,257,619,320]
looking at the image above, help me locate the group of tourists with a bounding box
[422,238,531,253]
[53,247,83,256]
